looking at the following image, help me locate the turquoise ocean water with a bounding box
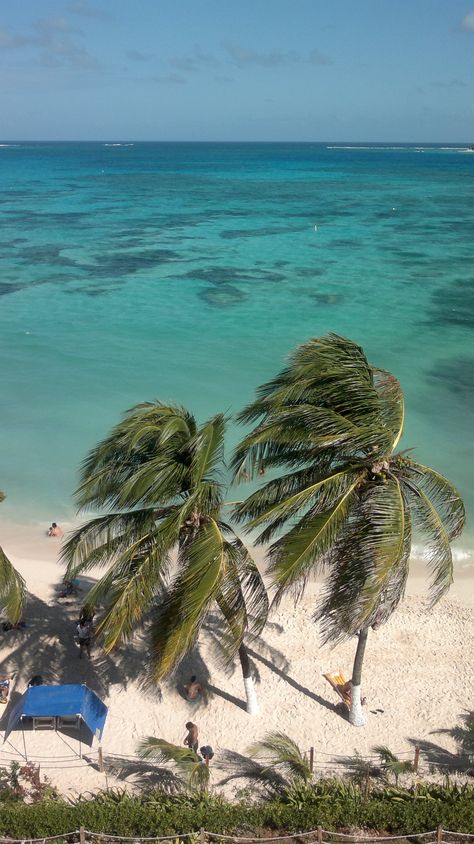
[0,142,473,557]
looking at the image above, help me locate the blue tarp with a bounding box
[4,684,108,742]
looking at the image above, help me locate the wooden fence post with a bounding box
[437,826,442,844]
[413,745,420,773]
[317,826,323,844]
[200,828,206,844]
[98,746,104,773]
[309,746,314,773]
[79,827,86,844]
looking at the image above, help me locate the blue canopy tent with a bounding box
[4,684,107,757]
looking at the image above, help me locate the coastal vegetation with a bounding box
[0,772,474,836]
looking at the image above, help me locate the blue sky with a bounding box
[1,0,473,141]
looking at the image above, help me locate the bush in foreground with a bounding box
[0,782,474,837]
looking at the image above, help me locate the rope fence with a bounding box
[0,741,472,775]
[1,827,473,844]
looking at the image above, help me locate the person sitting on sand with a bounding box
[47,522,63,538]
[76,619,92,659]
[184,721,199,753]
[184,675,203,702]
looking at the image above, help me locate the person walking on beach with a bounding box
[76,619,92,659]
[184,721,199,753]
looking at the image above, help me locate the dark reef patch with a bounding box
[198,283,246,307]
[181,266,286,285]
[220,225,305,240]
[90,248,180,277]
[429,278,474,328]
[428,357,474,402]
[17,245,78,267]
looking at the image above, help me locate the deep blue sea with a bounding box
[0,142,473,557]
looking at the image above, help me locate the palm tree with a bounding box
[0,490,25,623]
[138,737,210,792]
[217,731,312,800]
[232,334,465,726]
[62,402,268,714]
[372,745,413,785]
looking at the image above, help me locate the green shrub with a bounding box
[0,781,473,837]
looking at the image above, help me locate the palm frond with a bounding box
[247,731,312,784]
[190,414,226,486]
[401,479,454,605]
[315,478,409,643]
[372,368,405,450]
[237,334,384,430]
[88,542,171,650]
[137,738,209,791]
[402,460,465,541]
[61,509,172,578]
[0,546,26,624]
[151,518,227,680]
[76,402,196,510]
[236,468,363,545]
[268,477,360,605]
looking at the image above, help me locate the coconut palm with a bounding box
[0,490,25,623]
[62,402,268,714]
[232,334,465,726]
[138,737,210,792]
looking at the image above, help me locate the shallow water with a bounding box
[0,142,472,556]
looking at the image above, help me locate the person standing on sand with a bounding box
[76,619,92,659]
[184,721,199,753]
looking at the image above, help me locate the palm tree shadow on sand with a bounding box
[409,710,474,774]
[245,644,341,716]
[0,584,162,717]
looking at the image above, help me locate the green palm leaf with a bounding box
[151,517,227,680]
[402,460,465,540]
[138,738,209,791]
[401,479,454,605]
[268,476,361,604]
[247,731,312,784]
[315,478,408,642]
[0,546,26,624]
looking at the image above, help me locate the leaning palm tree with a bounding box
[62,402,268,714]
[0,490,25,623]
[232,334,465,726]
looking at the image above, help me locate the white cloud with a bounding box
[171,47,220,73]
[461,11,474,30]
[68,2,112,21]
[0,18,98,70]
[127,50,148,62]
[225,44,332,68]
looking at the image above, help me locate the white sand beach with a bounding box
[0,520,473,798]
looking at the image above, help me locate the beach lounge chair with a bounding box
[323,672,352,708]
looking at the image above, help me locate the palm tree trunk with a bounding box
[238,643,259,715]
[349,626,369,727]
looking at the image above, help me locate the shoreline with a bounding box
[1,516,473,607]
